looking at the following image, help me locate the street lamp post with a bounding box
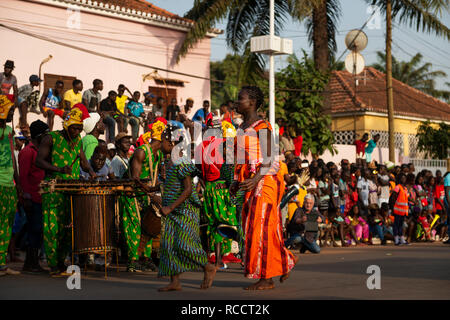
[250,0,292,130]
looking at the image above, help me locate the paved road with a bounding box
[1,243,449,300]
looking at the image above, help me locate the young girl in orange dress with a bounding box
[231,86,297,290]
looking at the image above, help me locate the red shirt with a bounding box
[18,143,45,203]
[293,135,303,157]
[434,185,445,211]
[355,140,366,154]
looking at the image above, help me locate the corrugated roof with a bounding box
[326,67,450,122]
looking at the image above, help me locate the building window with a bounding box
[333,131,356,145]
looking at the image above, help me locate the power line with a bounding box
[0,23,224,83]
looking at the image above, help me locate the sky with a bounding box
[150,0,450,90]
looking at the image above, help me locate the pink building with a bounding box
[1,0,220,131]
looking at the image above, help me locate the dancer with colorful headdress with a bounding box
[35,105,96,276]
[200,119,241,267]
[120,118,167,272]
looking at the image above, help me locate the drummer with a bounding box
[36,105,96,277]
[120,118,166,272]
[80,141,115,181]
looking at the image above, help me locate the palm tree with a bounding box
[177,0,339,78]
[365,0,450,161]
[371,51,449,99]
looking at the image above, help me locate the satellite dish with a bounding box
[345,29,368,52]
[345,52,365,75]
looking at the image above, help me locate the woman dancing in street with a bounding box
[232,86,297,290]
[157,125,217,291]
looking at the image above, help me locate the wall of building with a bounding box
[1,0,212,133]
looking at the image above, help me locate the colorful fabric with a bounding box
[158,162,207,276]
[149,118,167,142]
[203,178,238,254]
[121,145,162,261]
[44,88,61,110]
[63,107,84,130]
[0,95,14,119]
[0,126,14,187]
[42,192,69,268]
[0,186,17,266]
[46,131,82,180]
[127,100,144,118]
[119,194,153,262]
[235,120,295,280]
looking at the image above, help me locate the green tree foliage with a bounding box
[371,51,450,101]
[416,121,450,159]
[274,53,335,156]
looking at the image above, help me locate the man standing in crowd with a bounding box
[82,112,104,160]
[192,100,211,128]
[0,99,20,276]
[19,120,48,273]
[180,98,194,118]
[82,79,103,113]
[127,91,145,143]
[115,84,132,133]
[110,132,132,179]
[0,60,18,107]
[64,79,83,110]
[36,105,96,276]
[39,80,65,132]
[166,98,180,121]
[17,75,42,128]
[285,194,323,254]
[365,134,380,164]
[355,133,368,166]
[152,97,165,118]
[100,91,118,143]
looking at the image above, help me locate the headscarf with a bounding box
[222,118,236,138]
[83,112,101,134]
[0,95,14,120]
[63,105,84,130]
[149,117,167,141]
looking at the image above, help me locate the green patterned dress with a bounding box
[158,162,207,276]
[0,125,17,267]
[42,131,82,268]
[119,145,163,263]
[203,164,238,255]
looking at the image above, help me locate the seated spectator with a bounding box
[99,91,118,143]
[285,194,324,254]
[345,205,368,245]
[126,91,145,142]
[39,80,65,132]
[368,204,394,245]
[18,75,42,127]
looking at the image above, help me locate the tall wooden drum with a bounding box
[70,190,117,254]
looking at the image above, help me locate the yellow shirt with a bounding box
[64,89,82,109]
[116,95,128,115]
[287,187,308,221]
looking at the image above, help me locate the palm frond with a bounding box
[177,0,236,63]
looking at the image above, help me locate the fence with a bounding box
[410,158,448,175]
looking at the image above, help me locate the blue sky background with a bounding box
[150,0,449,90]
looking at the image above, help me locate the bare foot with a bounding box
[280,255,299,283]
[200,263,217,289]
[245,279,274,290]
[158,283,182,292]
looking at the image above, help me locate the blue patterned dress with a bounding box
[158,162,207,276]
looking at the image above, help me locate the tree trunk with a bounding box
[313,1,329,72]
[386,0,396,162]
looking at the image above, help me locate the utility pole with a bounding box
[386,0,395,162]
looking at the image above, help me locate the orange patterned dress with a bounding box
[235,119,296,279]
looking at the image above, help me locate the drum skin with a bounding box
[71,191,117,254]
